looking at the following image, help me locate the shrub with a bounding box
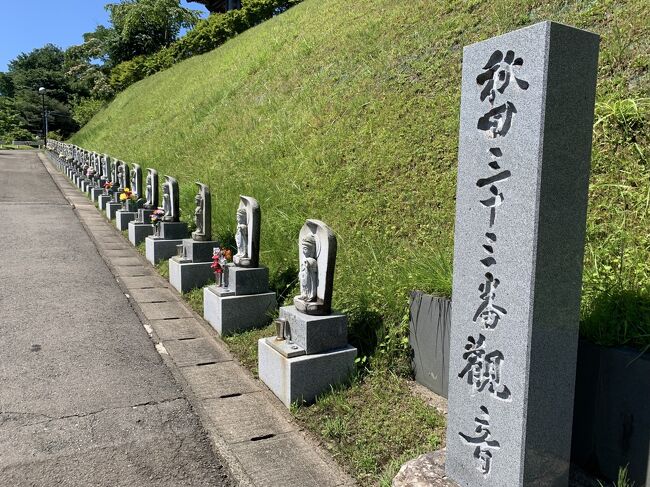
[71,98,108,127]
[109,0,303,91]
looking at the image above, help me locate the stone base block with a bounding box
[116,210,137,231]
[204,286,276,336]
[106,202,122,220]
[219,264,269,296]
[90,187,103,202]
[169,258,214,294]
[258,339,357,407]
[145,236,183,264]
[128,221,154,246]
[279,305,348,355]
[159,221,188,239]
[98,194,111,211]
[180,239,219,263]
[137,208,155,223]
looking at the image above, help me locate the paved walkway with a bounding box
[0,150,233,486]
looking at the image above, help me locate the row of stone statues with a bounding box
[49,140,335,314]
[48,139,356,409]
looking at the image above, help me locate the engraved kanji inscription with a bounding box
[458,334,512,400]
[477,102,517,138]
[476,50,530,104]
[473,272,507,329]
[459,406,501,476]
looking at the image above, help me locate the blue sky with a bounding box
[0,0,207,72]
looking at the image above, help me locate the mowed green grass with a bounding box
[72,0,649,351]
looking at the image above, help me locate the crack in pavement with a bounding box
[0,396,186,426]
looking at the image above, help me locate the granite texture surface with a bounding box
[203,287,276,336]
[258,339,356,408]
[279,305,348,354]
[169,258,214,294]
[446,21,599,486]
[128,221,154,246]
[145,236,183,264]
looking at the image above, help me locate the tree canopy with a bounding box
[1,44,77,139]
[103,0,202,64]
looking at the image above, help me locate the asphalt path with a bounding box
[0,150,234,486]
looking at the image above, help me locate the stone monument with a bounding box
[145,175,188,264]
[445,21,599,487]
[258,219,357,407]
[169,182,220,293]
[90,153,106,202]
[115,162,138,230]
[106,160,127,220]
[129,167,158,246]
[203,196,276,335]
[98,158,116,211]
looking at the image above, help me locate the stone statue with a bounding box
[118,162,130,190]
[101,155,109,180]
[162,175,180,222]
[93,153,101,177]
[111,158,119,186]
[233,195,261,268]
[130,163,143,200]
[191,182,211,241]
[235,208,248,260]
[293,219,338,315]
[144,168,159,209]
[299,234,318,302]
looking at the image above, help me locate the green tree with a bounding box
[4,44,79,137]
[104,0,201,64]
[0,97,27,140]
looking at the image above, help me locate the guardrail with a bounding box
[12,140,43,147]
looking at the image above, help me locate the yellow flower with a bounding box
[123,187,130,192]
[120,193,127,201]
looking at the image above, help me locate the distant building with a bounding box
[188,0,242,14]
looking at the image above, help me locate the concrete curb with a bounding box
[39,152,356,487]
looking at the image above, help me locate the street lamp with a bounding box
[38,87,48,148]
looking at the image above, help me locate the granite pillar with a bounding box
[445,21,599,486]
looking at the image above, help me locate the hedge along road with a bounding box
[0,150,233,486]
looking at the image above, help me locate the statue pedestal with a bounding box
[128,221,154,246]
[259,305,356,408]
[179,239,218,262]
[204,287,276,336]
[98,194,111,211]
[168,239,220,293]
[203,265,276,336]
[145,236,183,264]
[258,339,356,408]
[90,187,103,202]
[278,305,348,354]
[116,210,137,231]
[158,221,188,239]
[106,202,122,220]
[169,257,214,294]
[137,208,155,224]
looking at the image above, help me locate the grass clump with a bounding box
[223,323,275,374]
[293,370,444,486]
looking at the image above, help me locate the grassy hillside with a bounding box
[72,0,649,363]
